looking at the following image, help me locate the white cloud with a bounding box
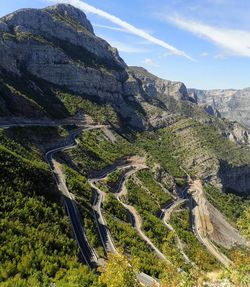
[200,52,209,57]
[48,0,193,60]
[93,24,127,33]
[105,39,148,53]
[214,53,227,60]
[142,58,159,67]
[168,16,250,57]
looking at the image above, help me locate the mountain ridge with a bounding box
[0,4,250,287]
[0,4,197,131]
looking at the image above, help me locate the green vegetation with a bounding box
[224,248,250,286]
[136,169,172,205]
[99,252,139,287]
[192,122,250,165]
[98,169,124,193]
[105,213,166,278]
[1,126,70,160]
[2,33,16,41]
[106,169,123,186]
[0,129,40,161]
[3,32,49,44]
[136,129,185,178]
[0,77,48,117]
[67,129,135,175]
[137,118,250,184]
[64,166,104,255]
[56,92,119,125]
[51,12,91,33]
[0,70,70,119]
[170,208,220,271]
[103,193,129,223]
[204,183,250,224]
[94,169,125,194]
[126,179,186,268]
[237,207,250,240]
[0,133,99,286]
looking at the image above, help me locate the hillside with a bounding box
[0,4,250,287]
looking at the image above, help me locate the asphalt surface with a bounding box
[90,166,161,287]
[1,122,99,268]
[1,121,159,286]
[45,128,99,268]
[91,183,117,254]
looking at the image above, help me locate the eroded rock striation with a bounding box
[189,88,250,129]
[0,4,250,194]
[0,4,192,129]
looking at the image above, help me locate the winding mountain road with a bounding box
[89,165,161,286]
[160,197,193,265]
[0,118,88,129]
[45,127,102,268]
[90,164,167,261]
[1,122,160,286]
[2,121,233,283]
[91,182,117,254]
[1,122,103,268]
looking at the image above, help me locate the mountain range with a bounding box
[0,4,249,287]
[189,88,250,129]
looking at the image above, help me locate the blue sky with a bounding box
[1,0,250,89]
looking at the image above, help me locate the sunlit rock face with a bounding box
[189,88,250,129]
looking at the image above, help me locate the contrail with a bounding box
[48,0,193,60]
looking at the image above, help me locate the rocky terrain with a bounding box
[0,3,250,193]
[1,3,250,147]
[189,88,250,129]
[0,4,250,287]
[0,4,196,130]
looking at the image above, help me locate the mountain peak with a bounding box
[1,3,94,35]
[44,3,94,34]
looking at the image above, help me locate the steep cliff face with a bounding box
[127,67,190,102]
[1,4,250,194]
[189,88,250,129]
[0,4,191,130]
[218,161,250,195]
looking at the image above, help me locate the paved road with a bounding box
[45,128,100,268]
[91,182,117,254]
[90,166,160,287]
[90,164,166,261]
[1,121,162,285]
[160,198,187,221]
[1,122,100,268]
[160,197,193,265]
[0,119,87,129]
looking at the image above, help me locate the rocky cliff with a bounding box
[1,4,250,194]
[189,88,250,129]
[0,4,192,130]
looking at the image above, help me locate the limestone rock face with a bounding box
[1,4,250,195]
[128,66,190,102]
[2,4,125,68]
[189,88,250,129]
[0,4,190,130]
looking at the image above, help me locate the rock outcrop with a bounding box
[189,88,250,129]
[0,4,191,130]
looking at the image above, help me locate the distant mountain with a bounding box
[189,88,250,129]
